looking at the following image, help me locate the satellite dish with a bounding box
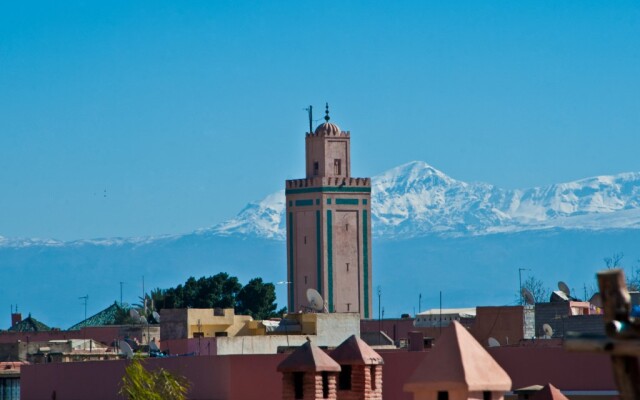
[152,311,161,323]
[149,339,160,352]
[306,289,324,312]
[521,288,535,305]
[589,293,603,308]
[129,309,140,319]
[139,316,148,324]
[558,281,571,297]
[488,337,501,347]
[543,323,554,338]
[119,340,134,359]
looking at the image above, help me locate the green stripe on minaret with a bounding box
[363,209,369,318]
[327,210,334,312]
[316,210,322,294]
[288,212,294,311]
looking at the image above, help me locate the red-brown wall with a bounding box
[20,344,616,399]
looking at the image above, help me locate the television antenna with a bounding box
[488,337,501,347]
[306,289,325,312]
[521,288,535,305]
[79,295,88,323]
[543,323,554,338]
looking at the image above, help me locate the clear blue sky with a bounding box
[1,1,639,240]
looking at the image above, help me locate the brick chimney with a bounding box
[11,313,22,327]
[277,340,341,400]
[331,335,384,400]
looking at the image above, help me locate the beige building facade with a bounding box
[286,105,373,318]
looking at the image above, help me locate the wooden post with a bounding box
[566,269,640,400]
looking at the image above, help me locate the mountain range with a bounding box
[211,160,640,240]
[2,161,640,329]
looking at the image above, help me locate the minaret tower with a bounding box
[285,104,373,318]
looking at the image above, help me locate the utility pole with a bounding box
[519,268,530,305]
[79,295,88,351]
[119,282,124,306]
[377,286,382,345]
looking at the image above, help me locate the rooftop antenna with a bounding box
[119,281,124,306]
[79,295,88,323]
[305,105,313,133]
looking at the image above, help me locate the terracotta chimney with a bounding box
[11,313,22,327]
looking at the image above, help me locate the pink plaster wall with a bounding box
[161,338,218,356]
[20,345,616,399]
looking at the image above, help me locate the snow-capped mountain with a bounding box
[211,161,640,240]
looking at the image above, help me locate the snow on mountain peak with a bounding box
[210,162,640,240]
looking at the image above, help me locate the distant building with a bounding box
[159,308,361,356]
[7,314,51,333]
[413,308,476,328]
[285,105,373,317]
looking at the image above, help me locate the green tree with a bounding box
[236,278,283,320]
[120,355,189,400]
[161,273,242,310]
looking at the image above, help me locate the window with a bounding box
[437,391,449,400]
[314,161,319,175]
[334,159,341,175]
[483,391,492,400]
[346,262,349,272]
[370,366,377,390]
[322,372,329,398]
[294,372,304,399]
[338,365,352,390]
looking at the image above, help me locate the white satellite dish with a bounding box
[149,340,160,352]
[543,323,554,338]
[521,288,535,305]
[488,337,501,347]
[558,281,571,297]
[119,340,134,359]
[152,311,161,323]
[589,293,603,308]
[139,316,148,324]
[306,288,324,312]
[129,309,140,319]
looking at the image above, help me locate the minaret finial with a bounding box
[324,102,330,122]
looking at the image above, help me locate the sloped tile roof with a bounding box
[277,340,341,373]
[68,301,131,330]
[404,321,512,393]
[331,334,384,365]
[7,314,51,332]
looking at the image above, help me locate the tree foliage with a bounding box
[236,278,282,320]
[155,273,284,319]
[162,273,241,310]
[522,275,550,303]
[120,355,189,400]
